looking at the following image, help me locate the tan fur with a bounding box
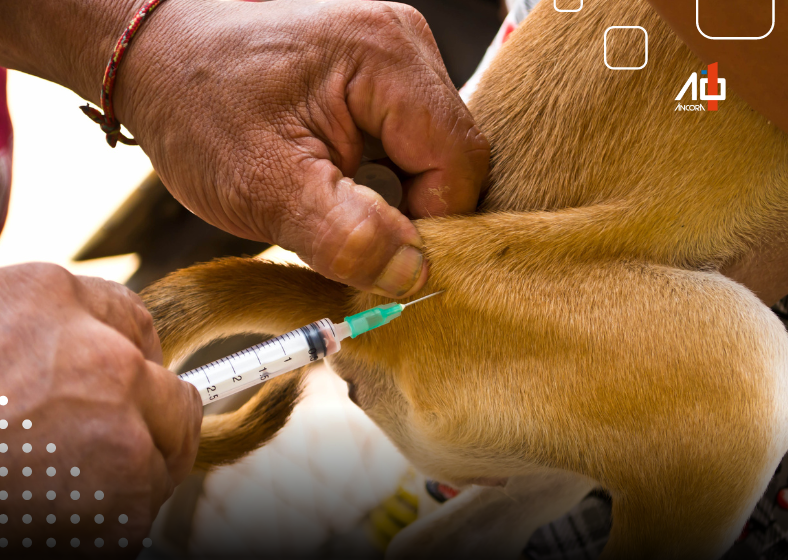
[142,1,788,557]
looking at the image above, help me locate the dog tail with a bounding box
[141,257,351,470]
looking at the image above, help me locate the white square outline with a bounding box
[696,0,775,40]
[554,0,582,13]
[700,78,727,101]
[604,26,648,71]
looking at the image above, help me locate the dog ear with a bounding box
[141,257,352,469]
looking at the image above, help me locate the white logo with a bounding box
[675,72,726,103]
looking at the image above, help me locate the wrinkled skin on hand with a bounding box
[0,263,201,558]
[115,0,490,298]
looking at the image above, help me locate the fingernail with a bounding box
[375,246,424,297]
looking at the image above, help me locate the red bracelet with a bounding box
[80,0,169,148]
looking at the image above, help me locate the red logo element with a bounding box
[707,62,719,112]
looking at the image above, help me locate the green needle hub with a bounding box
[344,304,404,338]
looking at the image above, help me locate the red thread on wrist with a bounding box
[80,0,168,148]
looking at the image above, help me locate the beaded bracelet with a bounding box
[80,0,169,148]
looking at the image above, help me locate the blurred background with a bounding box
[1,71,149,281]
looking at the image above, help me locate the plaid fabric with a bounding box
[523,491,612,560]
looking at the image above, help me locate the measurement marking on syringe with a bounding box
[179,293,441,407]
[207,362,220,384]
[251,344,267,365]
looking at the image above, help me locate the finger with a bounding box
[75,276,164,364]
[347,4,490,218]
[135,360,203,485]
[388,3,459,98]
[277,156,429,298]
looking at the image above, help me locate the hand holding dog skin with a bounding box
[0,0,489,299]
[0,264,201,557]
[115,0,489,298]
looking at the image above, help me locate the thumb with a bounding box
[279,159,428,298]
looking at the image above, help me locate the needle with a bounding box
[401,291,445,309]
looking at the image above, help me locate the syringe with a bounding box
[179,292,443,405]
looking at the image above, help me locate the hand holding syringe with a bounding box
[179,292,443,405]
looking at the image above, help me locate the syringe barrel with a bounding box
[179,318,341,406]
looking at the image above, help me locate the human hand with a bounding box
[0,263,201,557]
[115,0,490,298]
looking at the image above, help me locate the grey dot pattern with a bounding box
[0,422,135,550]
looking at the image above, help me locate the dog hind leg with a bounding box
[599,451,783,560]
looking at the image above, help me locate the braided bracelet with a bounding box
[80,0,169,148]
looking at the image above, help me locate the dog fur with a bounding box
[142,1,788,557]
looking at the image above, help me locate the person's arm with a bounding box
[0,0,490,298]
[0,0,142,107]
[648,0,788,135]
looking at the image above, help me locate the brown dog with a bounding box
[142,1,788,558]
